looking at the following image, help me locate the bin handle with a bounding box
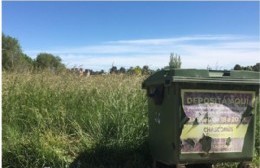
[148,86,164,105]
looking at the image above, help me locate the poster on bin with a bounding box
[180,89,255,154]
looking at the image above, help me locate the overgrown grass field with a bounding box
[2,72,259,168]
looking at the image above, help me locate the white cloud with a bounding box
[24,34,260,71]
[107,34,251,45]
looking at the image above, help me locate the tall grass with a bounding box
[2,71,150,167]
[2,71,259,168]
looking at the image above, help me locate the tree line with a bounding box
[70,65,154,76]
[2,33,66,72]
[2,33,155,75]
[2,33,259,74]
[234,63,260,72]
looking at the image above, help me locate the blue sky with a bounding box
[2,1,260,71]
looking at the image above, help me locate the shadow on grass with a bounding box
[69,141,153,168]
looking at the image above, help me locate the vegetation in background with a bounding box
[2,33,154,75]
[233,63,260,72]
[35,53,66,71]
[109,65,151,75]
[2,33,34,71]
[168,53,182,69]
[4,33,259,74]
[2,33,65,73]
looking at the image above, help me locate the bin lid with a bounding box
[142,69,260,88]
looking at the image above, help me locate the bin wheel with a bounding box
[237,162,252,168]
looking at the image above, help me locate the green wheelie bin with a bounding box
[142,69,259,168]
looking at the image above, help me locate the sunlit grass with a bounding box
[2,71,148,167]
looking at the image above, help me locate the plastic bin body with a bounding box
[142,69,259,165]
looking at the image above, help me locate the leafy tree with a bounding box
[99,69,105,74]
[142,65,151,75]
[133,66,142,75]
[119,67,126,74]
[234,64,242,70]
[169,53,181,69]
[17,53,35,71]
[2,34,67,72]
[253,63,260,72]
[233,63,259,72]
[21,53,34,65]
[2,33,23,70]
[127,67,134,75]
[36,53,65,71]
[110,66,118,74]
[2,33,36,71]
